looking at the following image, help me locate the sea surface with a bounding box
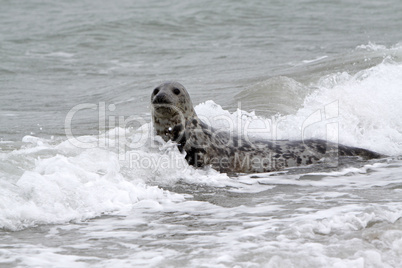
[1,0,402,267]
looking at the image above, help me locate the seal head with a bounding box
[151,81,197,143]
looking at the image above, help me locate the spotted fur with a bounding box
[151,82,384,173]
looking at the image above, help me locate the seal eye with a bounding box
[173,88,180,95]
[153,88,160,95]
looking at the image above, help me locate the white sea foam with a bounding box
[194,58,402,156]
[0,139,185,231]
[1,45,402,268]
[290,59,402,155]
[2,57,402,232]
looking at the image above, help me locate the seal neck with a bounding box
[152,112,187,141]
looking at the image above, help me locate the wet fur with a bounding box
[151,82,383,173]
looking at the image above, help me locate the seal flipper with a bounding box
[338,144,385,159]
[303,139,386,160]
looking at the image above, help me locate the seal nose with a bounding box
[152,92,170,104]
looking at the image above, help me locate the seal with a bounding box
[151,81,383,173]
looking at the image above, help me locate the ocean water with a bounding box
[1,0,402,267]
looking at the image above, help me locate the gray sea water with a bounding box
[1,0,402,267]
